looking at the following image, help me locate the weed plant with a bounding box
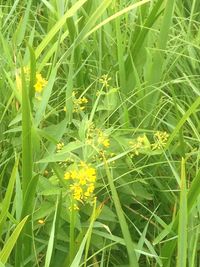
[0,1,200,266]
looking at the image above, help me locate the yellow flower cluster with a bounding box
[64,162,96,207]
[129,131,169,157]
[34,73,48,93]
[99,74,111,88]
[63,92,88,113]
[69,203,79,211]
[97,130,110,148]
[152,131,169,150]
[72,92,88,113]
[15,67,47,94]
[38,219,45,225]
[56,142,64,152]
[129,135,146,156]
[92,151,116,165]
[87,124,110,149]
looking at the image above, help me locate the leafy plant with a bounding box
[0,0,200,266]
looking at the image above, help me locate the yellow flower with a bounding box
[85,167,96,182]
[70,184,83,201]
[129,134,146,156]
[70,170,78,179]
[102,138,110,148]
[64,162,96,205]
[73,95,88,113]
[69,203,79,211]
[79,161,87,168]
[56,142,64,151]
[88,183,94,193]
[86,124,111,151]
[64,172,71,180]
[34,82,43,93]
[38,219,45,225]
[15,67,47,95]
[99,74,111,88]
[97,130,110,148]
[152,131,169,150]
[84,183,94,198]
[34,73,47,93]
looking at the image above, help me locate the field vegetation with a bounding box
[0,0,200,266]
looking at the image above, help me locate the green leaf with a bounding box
[84,0,151,40]
[70,200,97,267]
[13,0,32,46]
[38,140,83,163]
[0,216,28,264]
[35,0,87,59]
[0,157,18,235]
[177,158,187,267]
[21,63,33,194]
[44,197,59,267]
[103,155,139,267]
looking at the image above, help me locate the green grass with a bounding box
[0,0,200,266]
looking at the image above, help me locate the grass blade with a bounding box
[84,0,150,40]
[21,63,32,194]
[70,199,97,267]
[0,157,18,235]
[103,154,139,267]
[144,0,176,126]
[44,197,59,267]
[35,0,87,59]
[0,216,28,264]
[177,158,187,267]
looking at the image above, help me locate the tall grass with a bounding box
[0,0,200,266]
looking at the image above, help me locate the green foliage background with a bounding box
[0,0,200,266]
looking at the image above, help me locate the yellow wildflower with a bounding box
[152,131,169,150]
[15,67,47,95]
[129,135,146,156]
[38,219,45,225]
[102,138,110,148]
[64,171,71,180]
[70,184,83,201]
[70,170,78,179]
[34,73,48,93]
[86,125,110,150]
[99,74,111,88]
[69,203,79,211]
[34,82,43,93]
[64,162,96,207]
[84,184,95,198]
[73,95,88,113]
[97,130,110,148]
[56,142,64,151]
[85,167,96,182]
